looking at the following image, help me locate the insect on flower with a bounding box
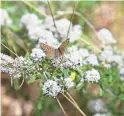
[40,39,69,58]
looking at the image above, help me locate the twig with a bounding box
[62,93,86,116]
[56,97,68,116]
[47,0,62,41]
[21,0,46,17]
[1,42,18,57]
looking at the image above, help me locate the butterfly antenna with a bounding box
[47,0,62,42]
[65,1,79,41]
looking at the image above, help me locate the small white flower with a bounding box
[97,28,116,45]
[69,25,82,42]
[99,49,113,63]
[55,18,71,38]
[84,69,101,83]
[9,69,21,79]
[79,48,89,59]
[84,54,99,66]
[93,113,111,116]
[119,67,124,81]
[64,78,74,89]
[88,99,107,113]
[112,55,123,66]
[42,80,62,97]
[0,8,12,26]
[30,48,46,61]
[14,56,25,68]
[102,62,111,69]
[38,30,59,48]
[19,13,41,30]
[0,53,14,65]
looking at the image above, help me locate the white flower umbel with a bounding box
[112,55,123,66]
[88,99,107,113]
[0,53,14,66]
[84,54,99,66]
[19,13,41,30]
[54,18,71,38]
[14,56,25,68]
[69,25,82,42]
[97,28,116,46]
[30,48,46,61]
[38,30,59,48]
[42,80,62,97]
[64,78,74,89]
[84,69,101,83]
[99,49,113,63]
[0,8,12,26]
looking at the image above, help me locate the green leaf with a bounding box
[28,74,36,84]
[37,101,43,110]
[76,83,84,91]
[119,94,124,100]
[99,86,103,96]
[13,79,20,90]
[25,52,30,60]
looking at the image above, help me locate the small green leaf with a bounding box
[76,83,84,91]
[28,74,36,84]
[119,94,124,100]
[37,101,43,110]
[13,79,20,90]
[25,52,30,60]
[99,86,103,96]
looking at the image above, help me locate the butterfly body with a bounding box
[40,39,69,58]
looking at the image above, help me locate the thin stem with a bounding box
[80,39,101,53]
[65,92,87,116]
[56,97,68,116]
[47,0,62,41]
[62,93,86,116]
[55,11,100,44]
[11,76,13,86]
[19,78,24,89]
[1,42,18,57]
[66,2,79,41]
[21,0,46,17]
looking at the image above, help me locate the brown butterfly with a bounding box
[40,39,69,58]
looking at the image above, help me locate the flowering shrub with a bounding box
[1,1,124,116]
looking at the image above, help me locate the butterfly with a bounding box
[40,39,69,58]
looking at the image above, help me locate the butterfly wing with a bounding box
[40,43,55,57]
[58,39,69,55]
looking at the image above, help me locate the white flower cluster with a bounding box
[52,46,89,68]
[42,80,62,97]
[0,53,14,65]
[19,13,41,30]
[63,77,74,89]
[30,48,46,61]
[87,99,107,113]
[0,8,12,26]
[19,13,82,42]
[0,53,25,79]
[81,69,101,83]
[97,28,116,46]
[99,48,124,68]
[83,54,99,66]
[99,49,113,65]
